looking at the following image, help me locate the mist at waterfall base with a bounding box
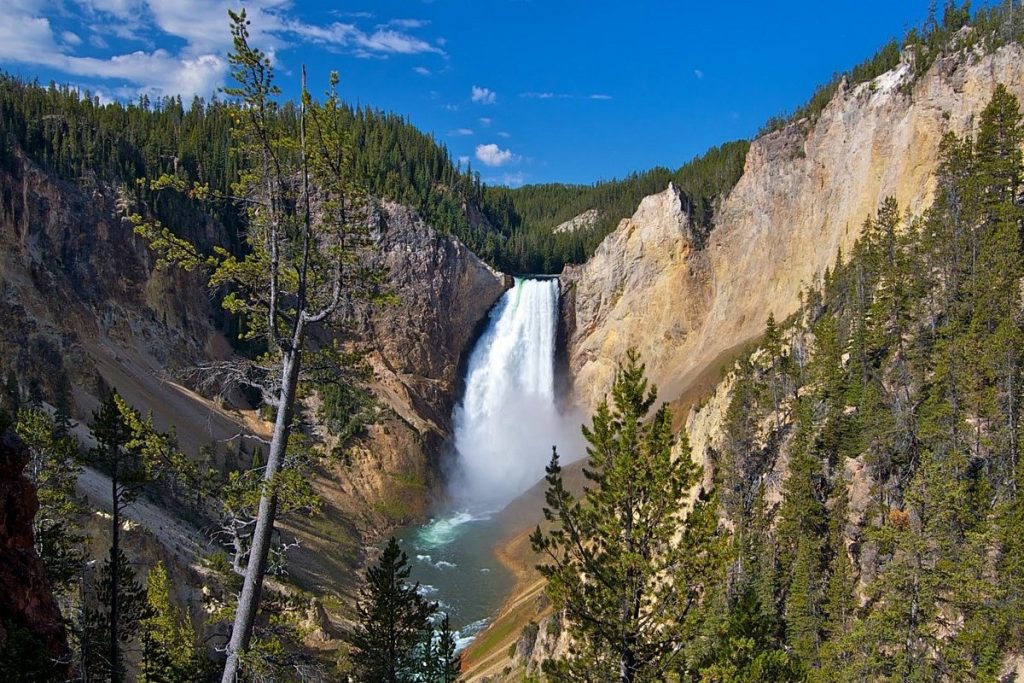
[452,277,585,508]
[394,278,585,649]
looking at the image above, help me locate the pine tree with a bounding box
[776,400,827,665]
[348,537,435,682]
[139,562,211,683]
[132,14,384,679]
[822,476,856,642]
[691,584,805,683]
[82,548,152,683]
[531,349,720,682]
[88,390,177,683]
[14,407,83,592]
[418,613,461,683]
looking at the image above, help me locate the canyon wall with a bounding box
[564,44,1024,412]
[0,147,506,591]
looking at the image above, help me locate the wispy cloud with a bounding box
[521,91,612,101]
[501,171,526,187]
[413,65,431,76]
[521,91,569,99]
[0,0,447,98]
[385,18,428,29]
[496,131,511,138]
[486,171,527,187]
[471,85,496,104]
[694,69,704,79]
[449,128,474,136]
[475,143,518,167]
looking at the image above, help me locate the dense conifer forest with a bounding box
[525,82,1024,683]
[694,84,1024,681]
[5,1,1024,681]
[0,74,747,275]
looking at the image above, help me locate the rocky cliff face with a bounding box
[0,148,224,404]
[0,430,69,670]
[0,145,507,592]
[564,44,1024,411]
[321,201,508,537]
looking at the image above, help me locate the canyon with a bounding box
[3,34,1024,681]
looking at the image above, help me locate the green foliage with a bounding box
[487,140,750,273]
[82,548,152,682]
[319,381,378,454]
[14,407,83,592]
[707,84,1024,681]
[1,68,747,276]
[214,436,321,577]
[140,562,213,683]
[88,389,180,507]
[0,619,67,682]
[418,613,462,683]
[531,349,724,681]
[347,537,436,682]
[690,586,805,683]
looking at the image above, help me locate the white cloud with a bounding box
[0,12,61,62]
[75,0,144,20]
[413,66,430,76]
[449,128,473,136]
[458,155,470,166]
[475,143,517,167]
[386,18,427,29]
[478,116,491,126]
[354,28,443,56]
[0,0,447,99]
[497,131,510,138]
[471,85,496,104]
[520,91,612,101]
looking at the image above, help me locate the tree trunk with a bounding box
[220,350,302,683]
[110,466,120,683]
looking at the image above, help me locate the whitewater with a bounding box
[452,276,582,507]
[396,277,584,650]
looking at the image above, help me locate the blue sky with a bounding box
[1,1,963,185]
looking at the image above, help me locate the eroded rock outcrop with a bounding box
[0,430,69,668]
[0,144,509,594]
[324,201,509,536]
[565,44,1024,411]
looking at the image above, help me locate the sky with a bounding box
[0,1,972,186]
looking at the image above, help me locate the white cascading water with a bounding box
[450,277,583,508]
[402,277,583,651]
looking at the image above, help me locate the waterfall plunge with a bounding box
[451,277,584,508]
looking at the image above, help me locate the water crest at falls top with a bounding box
[451,277,582,509]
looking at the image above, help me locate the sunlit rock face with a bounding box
[564,44,1024,412]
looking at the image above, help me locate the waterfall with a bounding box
[451,277,582,508]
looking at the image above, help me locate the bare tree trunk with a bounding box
[110,466,120,683]
[220,349,302,682]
